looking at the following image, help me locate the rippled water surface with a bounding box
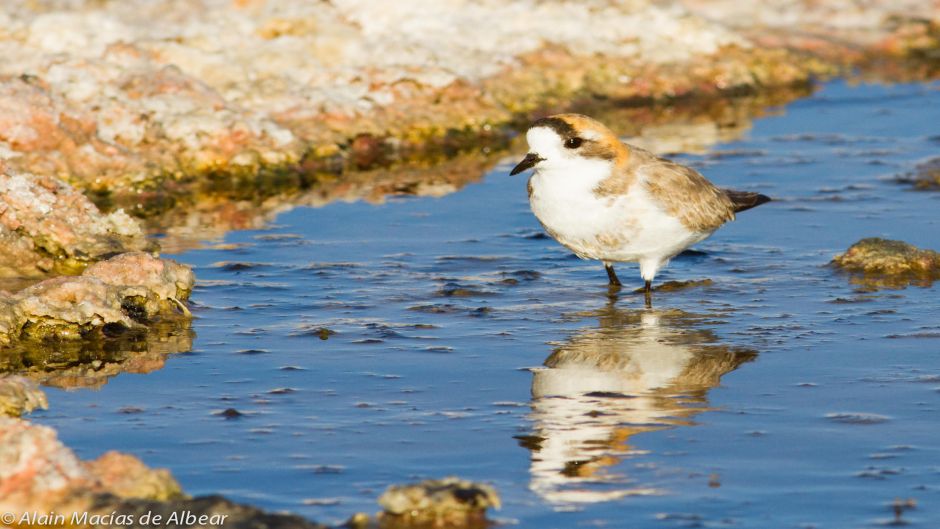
[39,81,940,528]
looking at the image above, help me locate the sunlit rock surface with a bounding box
[0,252,192,346]
[0,164,149,281]
[0,416,184,512]
[0,0,935,274]
[832,238,940,289]
[375,477,501,529]
[0,0,932,199]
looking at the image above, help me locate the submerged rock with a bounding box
[896,157,940,190]
[376,477,501,529]
[832,238,940,288]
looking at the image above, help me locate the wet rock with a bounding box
[217,408,245,420]
[0,416,183,513]
[85,452,184,502]
[634,278,714,293]
[896,157,940,190]
[0,252,193,346]
[376,477,500,529]
[95,495,329,529]
[290,324,336,340]
[0,166,150,278]
[0,375,47,417]
[0,411,329,527]
[84,251,196,309]
[832,238,940,288]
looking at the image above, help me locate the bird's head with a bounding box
[510,113,626,176]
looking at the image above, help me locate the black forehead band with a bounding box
[531,117,576,139]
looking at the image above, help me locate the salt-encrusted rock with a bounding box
[0,416,183,514]
[377,477,500,528]
[85,251,196,308]
[0,165,150,278]
[0,0,934,215]
[16,276,134,339]
[0,375,47,417]
[832,238,940,288]
[0,252,193,345]
[0,413,321,528]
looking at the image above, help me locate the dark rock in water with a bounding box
[633,279,713,293]
[896,157,940,190]
[831,238,940,288]
[374,477,501,529]
[218,408,245,419]
[289,324,336,339]
[93,495,329,529]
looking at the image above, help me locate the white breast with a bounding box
[528,162,711,279]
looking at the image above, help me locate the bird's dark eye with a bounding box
[564,137,583,149]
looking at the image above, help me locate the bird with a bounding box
[510,113,770,305]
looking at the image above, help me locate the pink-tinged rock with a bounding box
[0,416,93,512]
[85,251,195,302]
[0,166,149,278]
[15,276,133,338]
[86,451,184,501]
[1,252,193,344]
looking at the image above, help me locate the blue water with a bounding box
[37,80,940,528]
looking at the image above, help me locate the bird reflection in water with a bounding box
[519,304,756,504]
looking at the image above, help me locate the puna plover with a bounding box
[511,113,769,304]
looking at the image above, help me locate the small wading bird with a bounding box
[511,113,770,306]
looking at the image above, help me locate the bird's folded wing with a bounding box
[640,157,736,232]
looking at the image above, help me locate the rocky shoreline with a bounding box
[0,1,938,273]
[2,1,940,527]
[1,375,501,529]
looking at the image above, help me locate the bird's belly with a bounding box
[530,183,709,262]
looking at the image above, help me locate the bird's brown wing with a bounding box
[639,154,736,233]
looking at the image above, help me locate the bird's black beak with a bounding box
[510,153,543,175]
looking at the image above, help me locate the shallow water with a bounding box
[38,80,940,528]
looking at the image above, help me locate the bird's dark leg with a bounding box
[644,280,652,308]
[605,264,622,287]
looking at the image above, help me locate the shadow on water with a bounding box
[520,301,756,504]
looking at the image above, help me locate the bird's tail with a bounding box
[724,189,771,213]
